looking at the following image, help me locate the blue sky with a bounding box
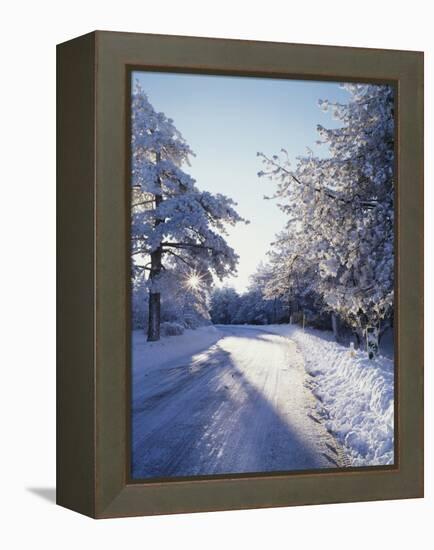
[133,71,350,292]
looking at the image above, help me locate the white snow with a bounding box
[259,324,395,466]
[132,323,394,478]
[132,325,222,374]
[132,325,346,478]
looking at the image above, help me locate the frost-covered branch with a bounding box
[257,84,395,340]
[131,83,246,340]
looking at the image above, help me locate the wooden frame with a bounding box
[57,30,424,518]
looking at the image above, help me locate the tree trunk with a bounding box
[354,311,368,351]
[147,247,162,341]
[354,330,360,349]
[147,152,163,342]
[331,313,340,342]
[354,327,364,350]
[147,292,161,341]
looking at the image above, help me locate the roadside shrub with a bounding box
[160,321,184,337]
[182,314,201,329]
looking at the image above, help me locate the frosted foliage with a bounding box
[258,84,394,332]
[131,84,246,330]
[210,268,289,327]
[132,84,245,277]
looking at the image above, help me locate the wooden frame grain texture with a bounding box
[57,30,424,519]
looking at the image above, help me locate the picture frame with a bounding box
[57,30,423,518]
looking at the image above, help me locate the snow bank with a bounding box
[132,325,223,374]
[260,324,395,466]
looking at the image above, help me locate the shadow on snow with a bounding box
[131,326,332,479]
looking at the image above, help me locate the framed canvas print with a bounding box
[57,31,424,518]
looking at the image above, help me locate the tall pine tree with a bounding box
[258,84,394,352]
[131,84,246,341]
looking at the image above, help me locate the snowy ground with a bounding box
[132,323,394,479]
[132,325,347,479]
[259,325,395,466]
[132,325,222,375]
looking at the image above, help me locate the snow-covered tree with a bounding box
[132,84,246,340]
[258,84,394,351]
[210,287,240,324]
[259,237,326,325]
[132,261,211,330]
[210,269,287,326]
[132,276,149,329]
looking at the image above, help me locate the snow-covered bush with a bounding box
[160,321,185,337]
[183,313,207,330]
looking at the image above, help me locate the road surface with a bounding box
[132,325,346,479]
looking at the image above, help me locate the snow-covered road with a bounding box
[132,325,346,479]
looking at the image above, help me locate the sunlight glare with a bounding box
[185,273,201,290]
